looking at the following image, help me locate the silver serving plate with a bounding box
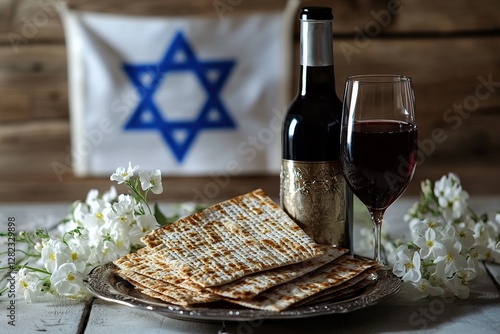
[85,261,402,322]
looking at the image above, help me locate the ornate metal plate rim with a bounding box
[85,260,402,322]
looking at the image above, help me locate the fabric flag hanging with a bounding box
[61,3,296,176]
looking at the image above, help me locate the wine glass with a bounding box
[340,75,418,263]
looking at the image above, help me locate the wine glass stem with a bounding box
[370,209,385,263]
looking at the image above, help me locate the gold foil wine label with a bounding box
[280,160,347,246]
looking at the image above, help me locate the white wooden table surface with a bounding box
[1,197,500,334]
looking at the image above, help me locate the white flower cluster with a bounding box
[2,163,199,302]
[393,173,500,299]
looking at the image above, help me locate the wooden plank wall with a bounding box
[0,0,499,202]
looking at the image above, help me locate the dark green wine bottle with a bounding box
[280,7,353,250]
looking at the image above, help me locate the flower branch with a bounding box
[0,162,202,302]
[371,173,500,299]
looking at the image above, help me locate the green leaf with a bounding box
[154,203,171,226]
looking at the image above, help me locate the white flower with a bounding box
[108,228,131,255]
[139,169,163,194]
[382,241,399,266]
[444,269,475,299]
[493,242,500,263]
[453,225,475,250]
[473,222,489,247]
[129,214,158,245]
[89,199,111,225]
[72,201,89,224]
[473,243,500,263]
[84,187,116,206]
[421,179,433,197]
[10,163,192,302]
[427,273,444,288]
[434,238,467,278]
[393,246,422,283]
[412,219,444,238]
[66,238,92,273]
[404,202,419,223]
[41,239,70,273]
[110,162,138,184]
[34,241,44,253]
[84,202,112,246]
[413,278,444,298]
[469,245,487,261]
[102,186,117,203]
[16,268,46,302]
[394,173,500,299]
[50,263,86,298]
[138,214,158,232]
[111,194,135,224]
[433,173,469,221]
[57,218,80,236]
[466,255,483,275]
[485,218,500,246]
[96,240,126,263]
[85,189,100,206]
[414,228,445,260]
[471,216,499,253]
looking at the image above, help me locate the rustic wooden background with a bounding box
[1,0,499,203]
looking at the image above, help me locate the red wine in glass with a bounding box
[342,120,417,210]
[340,75,418,263]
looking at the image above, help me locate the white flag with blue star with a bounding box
[62,7,292,176]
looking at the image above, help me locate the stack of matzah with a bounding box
[113,189,378,311]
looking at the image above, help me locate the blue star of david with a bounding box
[122,31,237,163]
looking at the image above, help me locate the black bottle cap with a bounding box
[300,7,333,20]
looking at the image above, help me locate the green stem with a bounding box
[23,231,38,245]
[16,265,51,275]
[14,249,41,258]
[421,262,436,268]
[126,180,152,214]
[467,206,479,221]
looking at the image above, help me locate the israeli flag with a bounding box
[61,5,294,176]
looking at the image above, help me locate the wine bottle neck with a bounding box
[300,19,333,66]
[299,18,336,96]
[299,65,336,96]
